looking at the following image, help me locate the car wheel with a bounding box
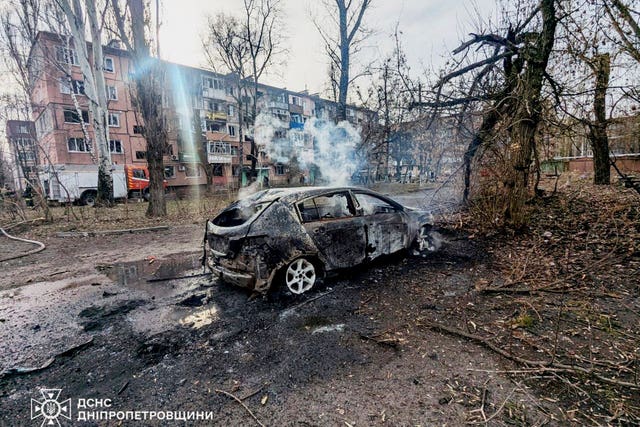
[81,191,97,207]
[284,257,317,295]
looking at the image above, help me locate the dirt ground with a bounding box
[0,181,638,426]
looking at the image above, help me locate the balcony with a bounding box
[202,87,227,100]
[207,153,233,164]
[290,121,304,130]
[289,104,303,114]
[268,100,289,110]
[204,111,227,122]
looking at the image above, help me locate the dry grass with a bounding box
[0,195,232,236]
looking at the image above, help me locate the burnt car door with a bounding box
[352,191,409,260]
[296,191,367,269]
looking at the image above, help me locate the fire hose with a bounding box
[0,227,46,262]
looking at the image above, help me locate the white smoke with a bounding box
[253,112,362,187]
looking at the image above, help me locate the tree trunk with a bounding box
[337,2,349,122]
[59,0,114,206]
[130,0,167,217]
[87,1,114,205]
[237,84,244,188]
[504,0,557,228]
[589,53,611,185]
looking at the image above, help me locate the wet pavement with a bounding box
[0,252,208,372]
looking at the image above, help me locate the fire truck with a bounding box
[39,164,164,206]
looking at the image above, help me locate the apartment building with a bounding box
[5,120,38,191]
[26,31,375,192]
[547,114,640,174]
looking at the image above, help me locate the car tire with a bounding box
[283,257,318,295]
[81,190,97,207]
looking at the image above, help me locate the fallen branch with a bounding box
[215,389,265,427]
[423,321,640,390]
[359,334,401,349]
[0,227,46,262]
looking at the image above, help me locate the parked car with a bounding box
[204,187,435,295]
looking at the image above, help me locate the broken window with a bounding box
[164,165,175,179]
[353,193,399,215]
[67,137,90,152]
[63,109,89,123]
[135,150,146,159]
[298,192,354,222]
[212,164,224,176]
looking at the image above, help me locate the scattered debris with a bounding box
[215,389,265,427]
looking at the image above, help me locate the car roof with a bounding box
[246,186,396,204]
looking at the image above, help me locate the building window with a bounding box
[133,125,145,134]
[203,76,223,90]
[205,121,223,132]
[107,85,117,100]
[55,46,78,65]
[67,137,90,152]
[230,146,238,156]
[164,165,176,179]
[232,165,241,176]
[275,164,286,175]
[184,164,201,178]
[109,139,123,154]
[135,151,146,160]
[228,105,235,116]
[72,80,85,95]
[18,125,28,134]
[60,79,85,95]
[226,86,234,96]
[108,112,120,127]
[104,57,114,72]
[228,125,236,136]
[18,151,36,161]
[212,164,224,176]
[63,109,89,123]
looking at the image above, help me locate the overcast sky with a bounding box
[159,0,497,96]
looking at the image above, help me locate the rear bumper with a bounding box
[211,264,255,289]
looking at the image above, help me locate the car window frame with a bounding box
[351,191,404,216]
[295,190,358,223]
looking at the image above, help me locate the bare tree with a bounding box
[551,0,620,185]
[605,0,640,62]
[204,0,284,185]
[427,0,558,228]
[109,0,168,217]
[0,0,52,220]
[314,0,372,122]
[56,0,115,204]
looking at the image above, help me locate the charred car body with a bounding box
[204,187,435,295]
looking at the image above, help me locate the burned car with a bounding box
[204,187,435,295]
